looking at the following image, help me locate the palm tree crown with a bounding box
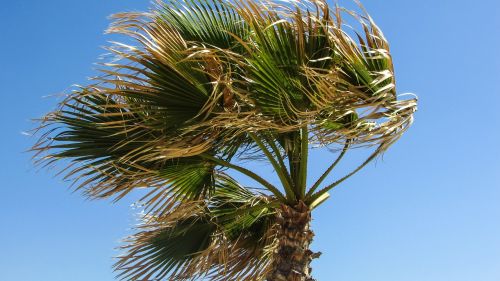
[32,0,416,280]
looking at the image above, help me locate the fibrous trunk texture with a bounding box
[267,201,318,281]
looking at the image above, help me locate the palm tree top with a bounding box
[32,0,417,280]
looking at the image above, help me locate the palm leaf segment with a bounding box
[32,0,416,280]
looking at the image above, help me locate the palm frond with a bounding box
[115,173,278,281]
[155,0,249,50]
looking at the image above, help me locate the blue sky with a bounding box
[1,0,499,280]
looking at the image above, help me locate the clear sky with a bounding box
[1,0,499,280]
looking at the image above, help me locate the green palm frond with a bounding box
[115,203,215,280]
[34,90,218,206]
[211,173,276,239]
[155,0,249,50]
[116,173,277,281]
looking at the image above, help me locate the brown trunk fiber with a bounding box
[267,201,319,281]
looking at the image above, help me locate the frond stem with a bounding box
[200,154,286,201]
[306,139,350,198]
[249,133,296,202]
[298,125,309,198]
[263,135,293,190]
[307,143,384,204]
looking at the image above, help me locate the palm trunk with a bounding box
[267,201,319,281]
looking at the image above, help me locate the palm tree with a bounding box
[32,0,416,280]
